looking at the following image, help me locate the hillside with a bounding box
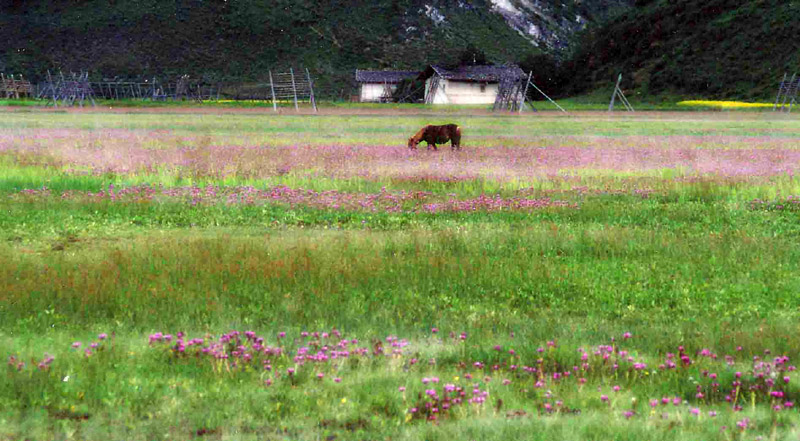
[562,0,800,100]
[0,0,629,97]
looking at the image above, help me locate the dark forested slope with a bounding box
[563,0,800,99]
[0,0,628,97]
[4,0,792,100]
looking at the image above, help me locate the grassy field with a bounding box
[0,94,784,112]
[1,106,799,440]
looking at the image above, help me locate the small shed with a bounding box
[355,69,420,102]
[418,64,526,105]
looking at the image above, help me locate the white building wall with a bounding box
[360,83,397,102]
[426,79,499,105]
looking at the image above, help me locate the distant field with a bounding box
[0,94,782,112]
[1,107,799,440]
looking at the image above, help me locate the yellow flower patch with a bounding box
[677,100,774,109]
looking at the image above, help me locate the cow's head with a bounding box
[407,137,419,150]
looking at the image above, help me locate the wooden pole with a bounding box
[290,68,299,111]
[780,73,797,111]
[306,68,317,112]
[269,70,277,112]
[788,77,799,113]
[774,72,788,111]
[609,73,622,111]
[46,71,55,107]
[527,76,567,113]
[618,86,634,112]
[518,72,532,113]
[87,73,96,107]
[427,75,440,105]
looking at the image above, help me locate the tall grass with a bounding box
[3,219,799,335]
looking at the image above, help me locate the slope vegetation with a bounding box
[0,0,540,95]
[564,0,800,99]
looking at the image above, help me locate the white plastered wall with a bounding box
[426,79,499,105]
[359,83,397,102]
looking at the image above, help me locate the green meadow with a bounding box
[1,107,799,440]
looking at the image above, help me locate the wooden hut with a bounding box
[418,64,525,105]
[355,69,420,102]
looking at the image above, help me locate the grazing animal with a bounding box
[407,124,461,151]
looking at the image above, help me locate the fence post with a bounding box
[781,72,797,110]
[789,76,799,113]
[290,68,299,111]
[517,72,530,113]
[306,68,317,112]
[774,72,788,111]
[526,75,567,113]
[269,70,277,112]
[609,74,622,111]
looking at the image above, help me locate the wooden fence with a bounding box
[14,69,317,109]
[1,74,33,98]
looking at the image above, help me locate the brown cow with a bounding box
[407,124,462,151]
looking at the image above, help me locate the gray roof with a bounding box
[420,64,526,82]
[355,69,421,83]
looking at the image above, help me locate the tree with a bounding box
[519,53,562,98]
[456,44,488,66]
